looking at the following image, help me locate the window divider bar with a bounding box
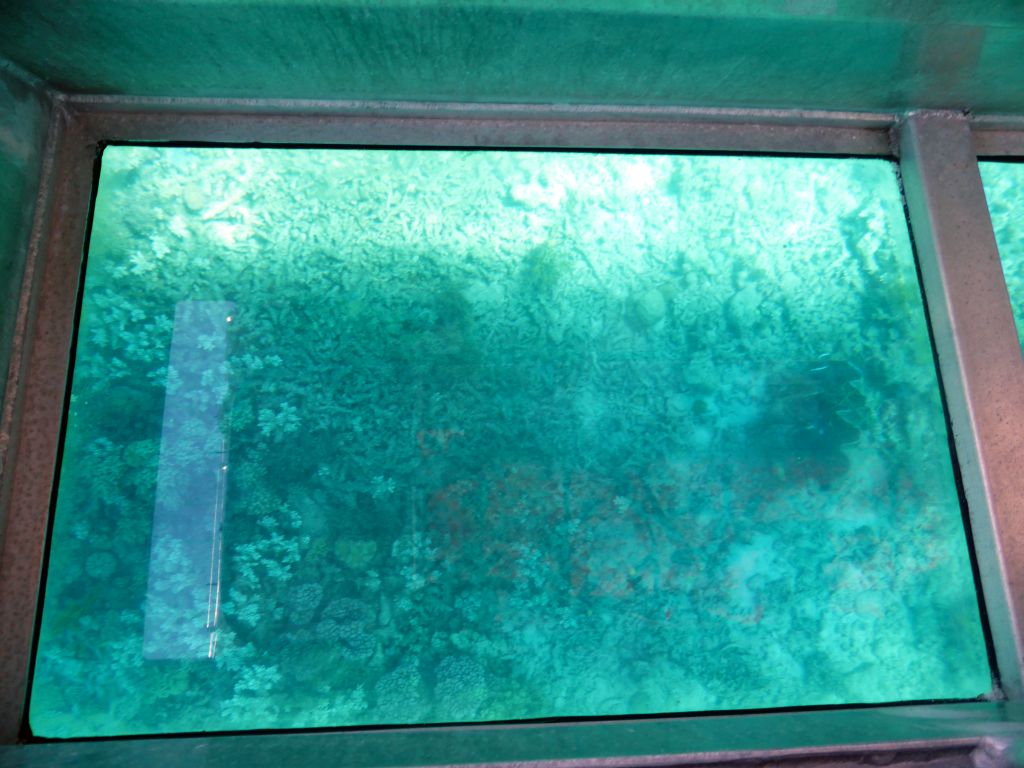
[971,131,1024,158]
[71,104,893,156]
[899,110,1024,700]
[967,115,1024,157]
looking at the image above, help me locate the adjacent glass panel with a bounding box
[980,161,1024,351]
[31,147,990,737]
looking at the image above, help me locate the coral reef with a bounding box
[29,147,990,737]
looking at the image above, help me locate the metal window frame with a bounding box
[2,101,1024,767]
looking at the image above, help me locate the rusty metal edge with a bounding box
[0,98,98,744]
[70,103,894,156]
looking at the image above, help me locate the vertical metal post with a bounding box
[0,106,96,743]
[900,110,1024,699]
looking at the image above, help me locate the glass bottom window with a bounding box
[30,147,990,737]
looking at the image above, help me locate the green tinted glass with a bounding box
[980,161,1024,351]
[31,147,990,737]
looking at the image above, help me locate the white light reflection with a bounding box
[143,300,234,660]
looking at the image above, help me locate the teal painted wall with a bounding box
[0,2,1023,112]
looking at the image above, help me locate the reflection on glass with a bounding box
[31,147,990,736]
[980,161,1024,351]
[143,300,233,660]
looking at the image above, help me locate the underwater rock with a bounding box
[434,655,486,720]
[323,596,369,624]
[317,597,375,659]
[288,582,324,626]
[626,287,666,331]
[314,617,375,659]
[85,551,117,580]
[522,241,569,296]
[462,280,506,319]
[374,658,428,722]
[508,179,566,209]
[728,285,762,329]
[335,538,377,570]
[183,186,205,213]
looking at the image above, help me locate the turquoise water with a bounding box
[981,161,1024,350]
[31,147,990,737]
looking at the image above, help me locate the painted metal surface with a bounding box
[0,65,51,440]
[0,107,95,745]
[0,3,1023,113]
[0,65,55,747]
[968,115,1024,157]
[899,111,1024,701]
[0,702,1021,768]
[68,101,896,155]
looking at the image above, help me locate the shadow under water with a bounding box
[744,359,866,488]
